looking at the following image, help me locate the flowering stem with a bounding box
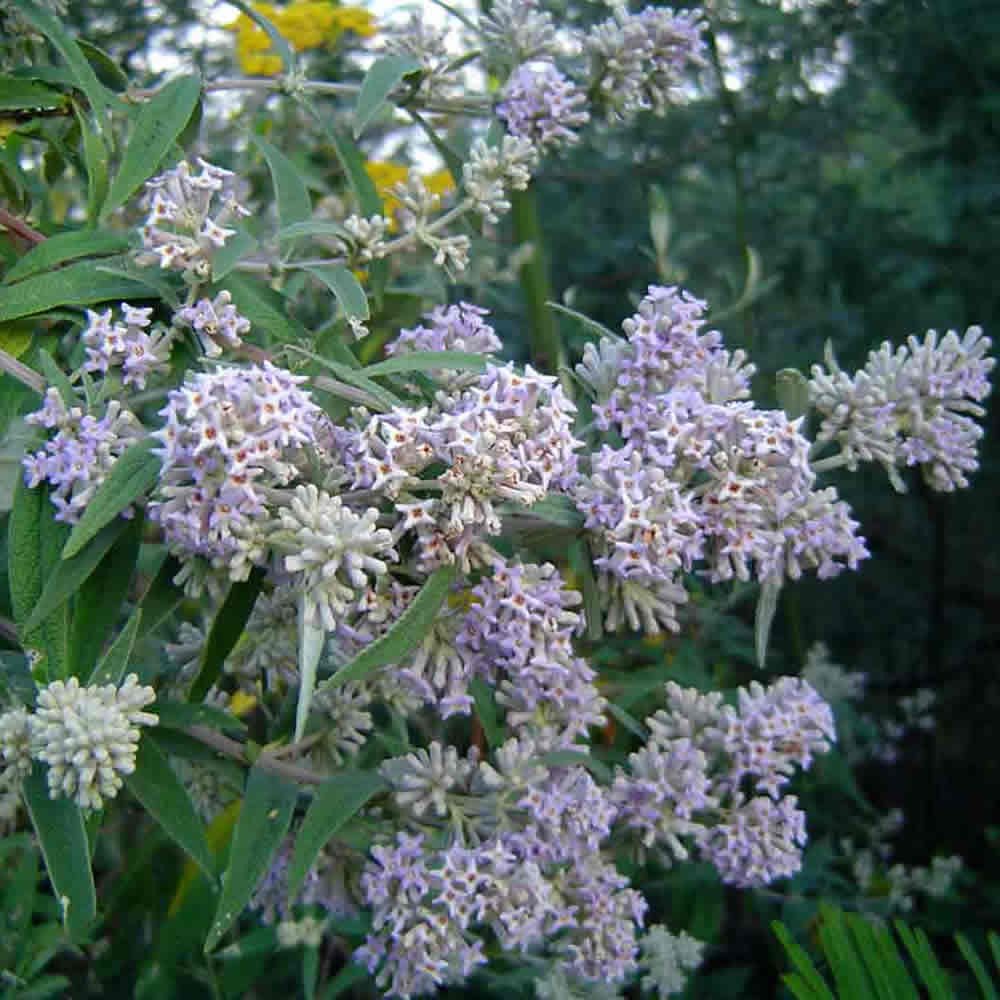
[379,197,476,257]
[0,347,46,394]
[184,725,329,786]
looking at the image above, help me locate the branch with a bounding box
[184,724,331,786]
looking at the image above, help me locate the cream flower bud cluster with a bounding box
[463,136,539,224]
[0,675,157,811]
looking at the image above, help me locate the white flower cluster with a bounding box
[0,675,157,811]
[639,926,705,999]
[462,135,539,224]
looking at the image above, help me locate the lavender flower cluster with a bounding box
[352,673,832,997]
[573,287,872,633]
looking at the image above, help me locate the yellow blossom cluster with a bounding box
[229,1,376,76]
[364,161,455,229]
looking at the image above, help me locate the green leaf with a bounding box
[567,539,603,642]
[318,565,456,692]
[0,260,151,323]
[62,437,160,558]
[7,476,46,633]
[284,343,401,411]
[188,568,265,702]
[354,55,422,139]
[276,220,353,244]
[7,481,70,680]
[469,677,502,749]
[536,749,612,783]
[776,368,811,421]
[362,350,488,378]
[0,78,68,113]
[215,271,313,349]
[956,933,999,1000]
[546,300,621,343]
[251,136,312,230]
[754,579,781,668]
[66,510,142,677]
[319,963,368,1000]
[135,554,185,641]
[287,772,386,902]
[772,920,836,1000]
[295,602,324,742]
[22,516,126,636]
[211,227,257,282]
[22,767,97,941]
[125,734,215,879]
[87,606,141,686]
[2,229,130,285]
[14,0,114,120]
[76,104,109,225]
[102,74,202,219]
[205,767,299,952]
[298,263,369,321]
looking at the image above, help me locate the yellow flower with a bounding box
[364,160,455,230]
[228,2,377,77]
[330,6,376,38]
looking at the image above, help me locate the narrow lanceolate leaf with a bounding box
[136,554,185,641]
[102,74,202,219]
[319,566,456,693]
[469,678,502,750]
[25,518,128,635]
[66,512,142,678]
[0,260,150,323]
[215,271,314,349]
[298,264,369,321]
[13,0,114,119]
[567,539,603,642]
[362,350,488,378]
[776,368,811,421]
[287,772,386,903]
[205,767,299,952]
[8,481,70,680]
[22,768,97,941]
[188,568,265,703]
[294,601,325,743]
[251,136,312,230]
[2,229,130,285]
[62,438,160,558]
[7,476,46,633]
[77,105,109,225]
[754,579,782,668]
[88,606,142,686]
[125,735,215,879]
[353,55,422,139]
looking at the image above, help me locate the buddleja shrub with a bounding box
[0,0,993,997]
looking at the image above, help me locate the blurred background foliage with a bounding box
[2,0,999,996]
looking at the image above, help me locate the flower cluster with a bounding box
[81,303,174,388]
[137,158,251,280]
[228,0,375,76]
[462,135,539,225]
[613,677,835,886]
[0,675,157,811]
[22,388,146,523]
[149,361,327,589]
[176,290,250,358]
[497,63,590,152]
[586,6,707,120]
[809,326,995,491]
[572,286,871,633]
